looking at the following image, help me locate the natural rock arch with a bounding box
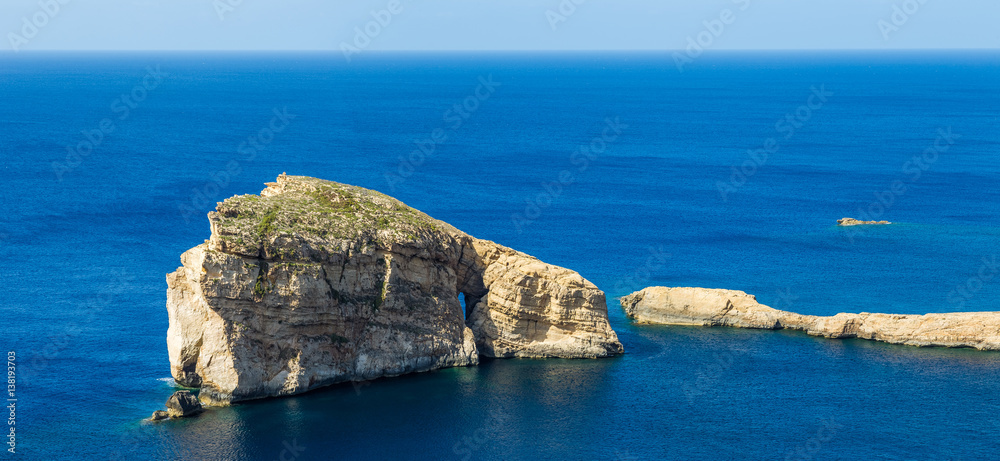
[166,174,622,404]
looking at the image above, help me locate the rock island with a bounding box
[167,174,622,405]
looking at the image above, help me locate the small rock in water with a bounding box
[837,217,891,226]
[150,410,170,421]
[165,390,203,418]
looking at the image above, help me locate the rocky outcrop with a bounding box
[619,287,814,330]
[837,217,891,226]
[621,287,1000,351]
[465,239,621,358]
[151,390,203,421]
[165,391,203,418]
[167,174,621,405]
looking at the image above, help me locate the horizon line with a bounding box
[2,48,999,53]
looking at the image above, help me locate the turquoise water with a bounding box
[2,51,999,460]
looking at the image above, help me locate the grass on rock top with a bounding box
[211,176,450,255]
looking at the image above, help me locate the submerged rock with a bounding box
[837,217,891,226]
[165,390,203,418]
[622,286,1000,351]
[167,174,622,404]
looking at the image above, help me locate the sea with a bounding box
[2,51,999,460]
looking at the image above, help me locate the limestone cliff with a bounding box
[167,174,622,404]
[466,239,621,358]
[621,286,1000,351]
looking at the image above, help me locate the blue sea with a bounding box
[2,51,999,460]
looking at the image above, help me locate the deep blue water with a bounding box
[2,51,999,460]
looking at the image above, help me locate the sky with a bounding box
[1,0,998,52]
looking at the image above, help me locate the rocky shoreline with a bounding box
[166,174,622,406]
[621,286,1000,350]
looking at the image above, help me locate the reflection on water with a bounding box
[106,322,1000,460]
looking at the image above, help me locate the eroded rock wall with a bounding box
[467,239,624,358]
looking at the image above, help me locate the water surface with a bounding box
[2,51,999,460]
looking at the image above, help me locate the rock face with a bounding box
[167,174,621,404]
[837,217,891,226]
[621,287,1000,351]
[165,391,203,418]
[466,239,621,359]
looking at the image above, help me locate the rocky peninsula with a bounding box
[167,174,622,405]
[621,286,1000,350]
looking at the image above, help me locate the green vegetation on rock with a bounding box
[210,175,454,259]
[255,208,279,240]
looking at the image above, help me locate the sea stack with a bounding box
[621,286,1000,351]
[167,174,622,405]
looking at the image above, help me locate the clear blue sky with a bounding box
[2,0,997,52]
